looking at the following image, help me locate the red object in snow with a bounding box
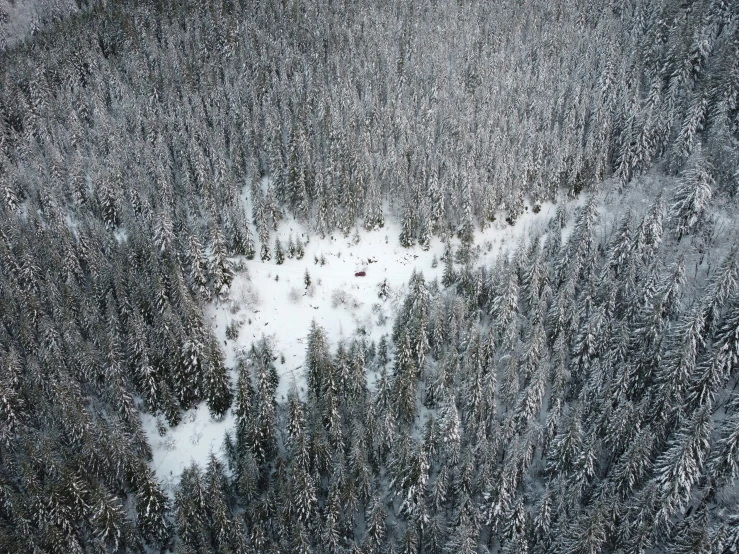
[355,271,366,277]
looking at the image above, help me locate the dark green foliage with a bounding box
[306,320,331,399]
[204,339,233,420]
[135,466,171,546]
[0,209,210,551]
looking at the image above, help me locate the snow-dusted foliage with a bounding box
[1,0,738,552]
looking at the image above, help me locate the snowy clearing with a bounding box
[142,200,562,483]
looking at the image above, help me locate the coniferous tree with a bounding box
[2,3,739,553]
[378,335,389,368]
[90,488,132,553]
[203,338,232,420]
[668,147,714,240]
[363,493,387,554]
[442,247,457,288]
[306,321,331,399]
[274,237,285,265]
[653,406,713,524]
[187,234,211,300]
[399,202,416,248]
[295,236,306,259]
[229,214,256,260]
[135,466,171,547]
[210,227,233,299]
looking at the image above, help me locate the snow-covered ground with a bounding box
[142,200,565,487]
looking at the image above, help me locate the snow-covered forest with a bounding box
[1,0,738,552]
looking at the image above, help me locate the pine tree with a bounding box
[492,260,519,334]
[210,227,234,299]
[90,488,131,552]
[174,463,208,552]
[253,192,271,257]
[443,507,477,554]
[290,465,317,525]
[428,168,445,235]
[459,179,475,248]
[442,246,456,288]
[233,355,254,453]
[98,179,119,230]
[306,320,331,398]
[707,411,739,491]
[653,406,713,523]
[439,398,462,465]
[322,492,343,554]
[187,234,211,300]
[176,332,205,409]
[228,214,256,260]
[0,368,23,447]
[260,242,271,262]
[135,466,170,547]
[153,213,175,254]
[295,236,305,259]
[533,486,552,546]
[418,207,432,251]
[667,506,715,554]
[204,338,232,420]
[503,495,529,550]
[400,202,416,248]
[561,499,609,554]
[363,493,387,554]
[652,306,706,424]
[547,407,584,474]
[264,184,282,230]
[668,146,714,240]
[274,237,285,264]
[611,424,655,498]
[634,195,664,263]
[378,278,390,300]
[364,178,384,231]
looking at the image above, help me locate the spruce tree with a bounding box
[274,237,285,265]
[399,202,416,248]
[135,466,171,547]
[295,236,305,259]
[668,146,714,240]
[210,227,234,299]
[442,248,456,288]
[204,338,232,420]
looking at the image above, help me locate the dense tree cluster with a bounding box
[0,185,237,551]
[0,0,737,552]
[1,0,737,246]
[172,196,739,553]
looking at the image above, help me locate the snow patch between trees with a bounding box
[143,202,560,483]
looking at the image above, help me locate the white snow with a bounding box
[143,200,563,486]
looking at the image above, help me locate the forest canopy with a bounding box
[0,0,738,553]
